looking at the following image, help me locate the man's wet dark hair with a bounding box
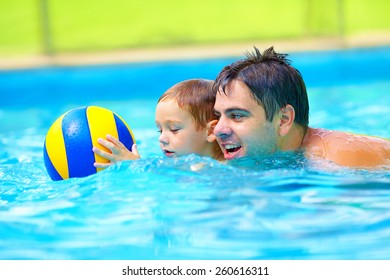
[214,46,309,130]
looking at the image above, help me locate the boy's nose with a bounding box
[159,132,168,145]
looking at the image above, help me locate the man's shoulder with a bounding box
[304,128,389,167]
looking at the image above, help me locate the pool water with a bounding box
[0,47,389,260]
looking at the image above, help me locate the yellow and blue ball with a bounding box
[43,106,135,180]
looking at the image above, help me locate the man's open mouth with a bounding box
[225,144,241,154]
[222,143,242,159]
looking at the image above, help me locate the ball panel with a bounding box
[62,107,96,178]
[43,140,64,180]
[114,114,135,150]
[87,106,118,171]
[44,113,68,179]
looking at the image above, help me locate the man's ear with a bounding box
[206,120,218,142]
[278,105,295,137]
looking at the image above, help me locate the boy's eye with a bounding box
[170,128,180,133]
[157,129,162,134]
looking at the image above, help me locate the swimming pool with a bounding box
[0,46,389,260]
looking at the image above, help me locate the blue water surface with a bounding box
[0,46,389,260]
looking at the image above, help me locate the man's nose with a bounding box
[214,117,231,139]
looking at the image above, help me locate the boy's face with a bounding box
[213,80,279,160]
[155,99,209,157]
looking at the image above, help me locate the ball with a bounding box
[43,106,135,180]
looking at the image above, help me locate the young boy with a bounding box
[93,79,223,169]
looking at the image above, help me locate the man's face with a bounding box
[213,80,279,160]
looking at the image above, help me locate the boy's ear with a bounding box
[278,105,295,137]
[206,120,218,142]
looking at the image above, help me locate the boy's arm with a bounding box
[93,134,140,168]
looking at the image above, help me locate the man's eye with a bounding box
[231,114,244,120]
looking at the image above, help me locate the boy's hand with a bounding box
[92,134,140,169]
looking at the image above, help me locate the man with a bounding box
[213,47,390,168]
